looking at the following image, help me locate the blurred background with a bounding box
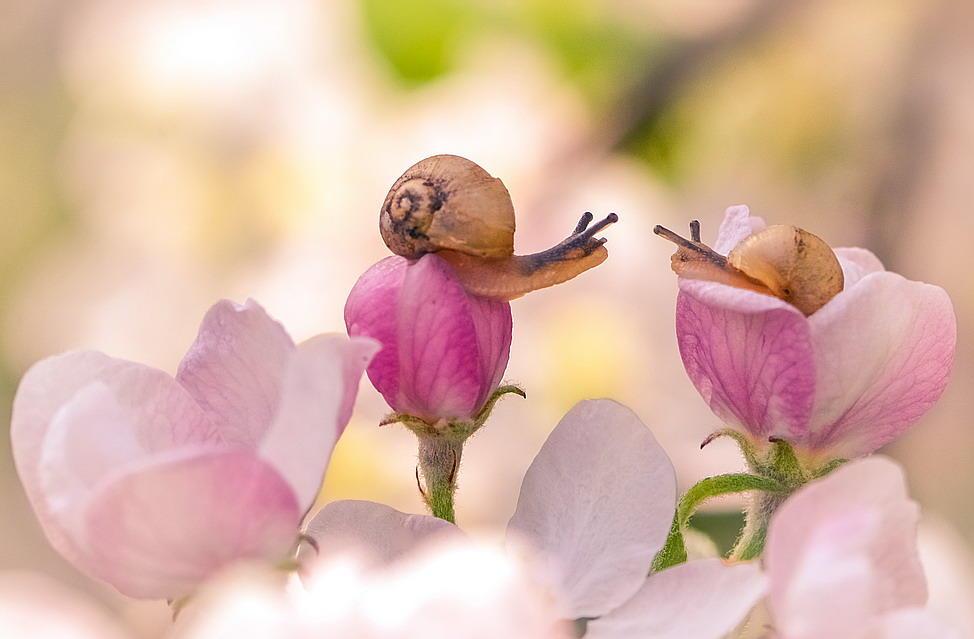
[2,0,973,635]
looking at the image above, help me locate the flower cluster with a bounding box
[5,199,961,638]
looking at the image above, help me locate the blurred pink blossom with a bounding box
[765,456,960,638]
[675,206,956,461]
[310,400,766,638]
[345,254,512,423]
[0,572,130,639]
[174,539,569,639]
[11,299,376,599]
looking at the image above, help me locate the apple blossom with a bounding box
[765,456,961,638]
[663,206,956,465]
[308,400,767,638]
[11,299,376,600]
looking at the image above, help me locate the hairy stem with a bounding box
[653,473,786,571]
[730,489,790,561]
[417,436,463,523]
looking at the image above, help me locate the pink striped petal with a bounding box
[587,559,766,639]
[84,448,300,599]
[806,272,956,458]
[176,299,295,446]
[676,280,815,441]
[766,457,927,639]
[305,500,461,565]
[345,254,512,422]
[343,257,405,412]
[507,400,677,618]
[259,335,378,509]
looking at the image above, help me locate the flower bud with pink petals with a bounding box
[345,253,513,426]
[662,206,956,466]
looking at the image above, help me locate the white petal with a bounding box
[305,500,461,565]
[507,399,677,618]
[587,559,766,639]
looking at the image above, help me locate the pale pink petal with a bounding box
[676,280,815,441]
[304,500,461,565]
[258,335,377,510]
[333,336,381,430]
[84,449,300,599]
[176,299,295,445]
[835,247,885,288]
[806,272,956,458]
[867,608,964,639]
[11,351,214,566]
[38,384,143,553]
[587,559,766,639]
[507,399,677,618]
[767,457,926,639]
[713,205,766,255]
[345,254,512,422]
[0,572,129,639]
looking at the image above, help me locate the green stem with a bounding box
[652,473,786,572]
[730,489,790,560]
[417,435,463,523]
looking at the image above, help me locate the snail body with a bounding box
[380,155,617,301]
[655,220,844,316]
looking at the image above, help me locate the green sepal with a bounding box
[651,472,787,572]
[385,384,526,523]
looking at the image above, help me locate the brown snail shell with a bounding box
[381,155,515,260]
[380,155,617,301]
[655,221,844,316]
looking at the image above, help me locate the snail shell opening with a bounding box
[727,225,844,315]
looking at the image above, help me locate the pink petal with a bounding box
[38,384,143,552]
[84,448,300,599]
[869,608,964,639]
[586,559,766,639]
[806,272,956,458]
[176,299,295,445]
[258,335,377,509]
[304,500,461,565]
[835,247,885,288]
[345,254,512,422]
[676,280,816,441]
[0,572,129,639]
[766,457,927,639]
[506,400,677,618]
[713,205,766,255]
[344,257,406,412]
[11,351,214,568]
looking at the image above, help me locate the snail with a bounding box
[654,219,844,315]
[380,154,618,301]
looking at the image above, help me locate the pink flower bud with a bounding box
[345,254,513,423]
[674,206,956,461]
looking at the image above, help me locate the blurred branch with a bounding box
[531,0,805,215]
[863,5,946,268]
[606,0,803,151]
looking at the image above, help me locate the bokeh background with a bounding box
[2,0,973,635]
